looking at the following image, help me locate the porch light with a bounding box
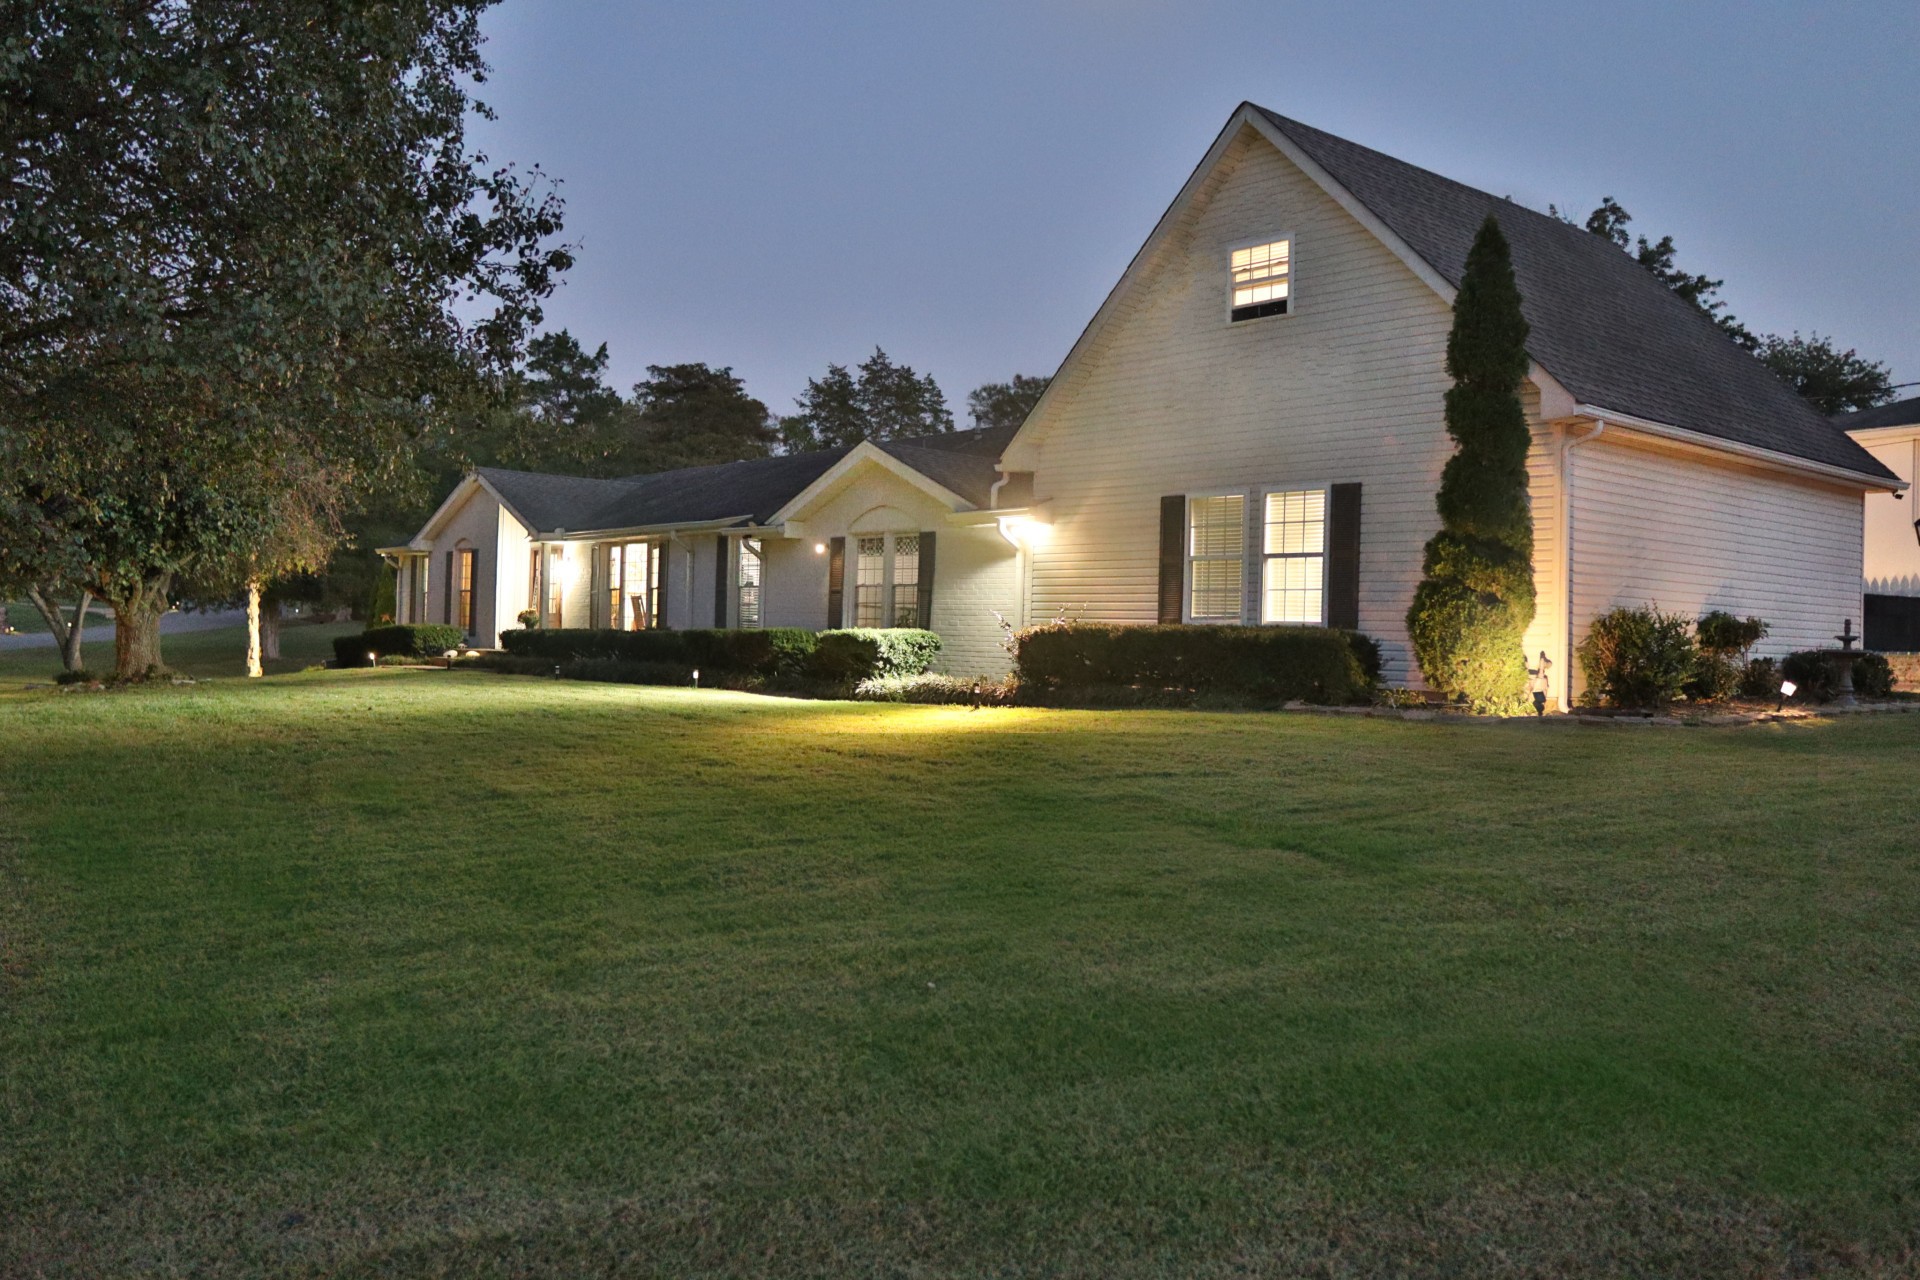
[814,542,827,555]
[997,515,1052,549]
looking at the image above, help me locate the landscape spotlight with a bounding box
[1777,679,1797,712]
[691,668,701,689]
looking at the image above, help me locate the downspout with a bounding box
[1559,419,1606,709]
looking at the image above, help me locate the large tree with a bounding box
[779,347,953,451]
[1573,197,1755,349]
[625,363,775,473]
[0,2,569,678]
[1406,215,1536,713]
[1753,332,1895,416]
[966,374,1051,433]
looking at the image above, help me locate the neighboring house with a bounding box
[1836,395,1920,651]
[389,102,1900,705]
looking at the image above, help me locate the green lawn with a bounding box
[3,671,1919,1277]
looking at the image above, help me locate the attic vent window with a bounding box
[1230,239,1290,321]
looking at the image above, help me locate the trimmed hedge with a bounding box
[499,627,819,677]
[1781,649,1897,702]
[333,623,465,668]
[1013,624,1375,705]
[1576,606,1697,708]
[811,629,942,681]
[496,626,940,684]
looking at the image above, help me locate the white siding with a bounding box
[1567,433,1864,698]
[494,506,532,644]
[1007,124,1557,686]
[423,485,513,644]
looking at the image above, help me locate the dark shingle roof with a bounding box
[1833,395,1920,434]
[1252,106,1896,482]
[471,428,1007,536]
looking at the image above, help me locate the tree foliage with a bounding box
[1573,197,1755,348]
[0,1,570,677]
[779,348,953,451]
[1406,215,1535,712]
[1753,332,1895,416]
[966,374,1052,433]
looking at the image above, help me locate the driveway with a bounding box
[0,608,250,651]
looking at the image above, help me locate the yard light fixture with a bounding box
[1777,679,1797,711]
[366,650,377,666]
[691,667,701,688]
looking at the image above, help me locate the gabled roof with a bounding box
[1834,395,1920,435]
[463,425,1007,538]
[1013,104,1894,486]
[1250,108,1893,481]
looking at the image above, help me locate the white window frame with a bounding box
[1182,482,1331,626]
[1226,234,1294,324]
[846,531,921,629]
[734,536,763,630]
[1256,483,1331,626]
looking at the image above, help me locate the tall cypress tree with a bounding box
[1406,214,1536,711]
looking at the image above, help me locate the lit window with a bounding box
[854,535,886,627]
[890,533,920,627]
[1187,494,1245,623]
[456,548,475,633]
[737,537,763,629]
[607,541,659,630]
[1261,489,1325,624]
[1230,239,1290,321]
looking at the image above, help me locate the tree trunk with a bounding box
[246,581,264,678]
[108,577,170,680]
[261,599,282,661]
[25,585,95,673]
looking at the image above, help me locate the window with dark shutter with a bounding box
[916,531,936,629]
[1327,483,1361,630]
[826,536,845,628]
[442,550,454,625]
[1158,496,1185,624]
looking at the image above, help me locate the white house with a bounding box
[387,103,1901,705]
[1836,395,1920,650]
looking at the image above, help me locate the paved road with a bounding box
[0,608,250,651]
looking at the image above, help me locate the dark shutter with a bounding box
[472,549,487,638]
[1327,482,1362,631]
[826,536,846,628]
[713,535,730,628]
[443,550,454,625]
[1157,495,1185,624]
[657,542,670,630]
[916,531,937,629]
[590,546,605,629]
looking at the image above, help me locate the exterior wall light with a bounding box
[814,542,827,555]
[997,516,1052,549]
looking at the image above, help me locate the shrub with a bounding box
[1577,606,1698,708]
[1696,611,1768,656]
[332,634,375,668]
[1781,650,1897,702]
[1686,611,1771,703]
[810,629,942,682]
[363,623,467,657]
[1014,624,1374,706]
[516,609,541,629]
[853,673,1017,705]
[499,627,820,678]
[1737,656,1780,701]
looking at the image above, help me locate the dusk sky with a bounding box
[469,0,1918,418]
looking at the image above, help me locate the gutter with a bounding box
[1559,419,1606,710]
[1569,404,1902,492]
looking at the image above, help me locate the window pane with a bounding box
[738,538,762,629]
[1190,558,1244,621]
[891,533,920,627]
[1262,553,1323,624]
[1263,488,1325,555]
[1188,494,1245,557]
[854,535,885,627]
